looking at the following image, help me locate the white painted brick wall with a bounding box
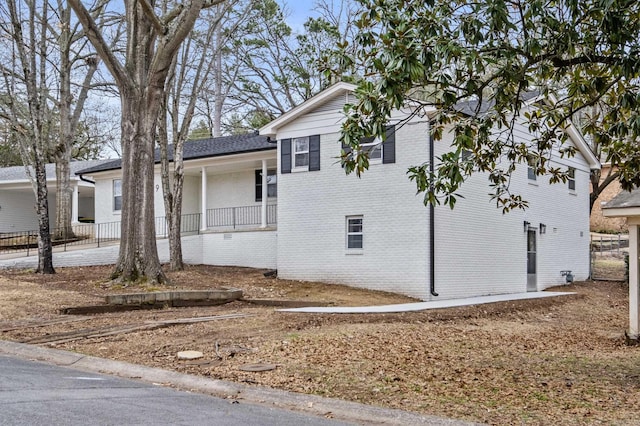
[276,111,592,300]
[277,121,431,300]
[201,230,277,269]
[433,121,591,299]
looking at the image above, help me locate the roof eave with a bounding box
[602,206,640,217]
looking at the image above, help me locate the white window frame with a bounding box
[568,167,576,191]
[293,137,309,170]
[113,179,122,212]
[527,156,537,181]
[360,138,382,164]
[346,215,363,251]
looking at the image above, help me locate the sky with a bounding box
[282,0,340,32]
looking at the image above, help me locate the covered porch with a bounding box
[179,149,278,232]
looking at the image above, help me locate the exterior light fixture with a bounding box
[524,221,530,232]
[539,223,546,234]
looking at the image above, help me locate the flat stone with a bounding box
[177,350,204,360]
[238,363,277,372]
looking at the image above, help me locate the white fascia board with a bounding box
[564,122,600,170]
[260,82,357,137]
[176,150,276,170]
[602,206,640,218]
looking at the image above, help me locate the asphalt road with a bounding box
[0,354,350,426]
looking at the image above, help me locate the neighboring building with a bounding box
[0,160,112,233]
[602,188,640,341]
[75,82,599,300]
[590,163,627,233]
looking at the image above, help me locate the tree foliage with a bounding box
[332,0,640,211]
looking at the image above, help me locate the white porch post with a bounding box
[71,183,79,224]
[629,224,639,340]
[261,159,268,228]
[201,167,208,231]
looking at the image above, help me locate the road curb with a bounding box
[0,340,479,425]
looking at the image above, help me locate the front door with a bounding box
[527,229,537,292]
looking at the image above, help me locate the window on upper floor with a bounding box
[255,169,277,201]
[341,125,396,166]
[360,137,383,164]
[281,135,320,173]
[293,137,309,169]
[568,167,576,191]
[346,216,363,250]
[113,179,122,211]
[527,155,538,181]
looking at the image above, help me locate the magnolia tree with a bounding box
[332,0,640,211]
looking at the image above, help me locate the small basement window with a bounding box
[346,216,363,250]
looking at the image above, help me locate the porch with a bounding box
[178,149,278,232]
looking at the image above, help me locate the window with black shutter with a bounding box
[282,135,320,172]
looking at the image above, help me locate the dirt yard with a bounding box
[0,265,638,425]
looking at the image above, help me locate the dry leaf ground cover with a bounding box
[0,264,639,425]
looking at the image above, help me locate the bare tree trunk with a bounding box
[34,159,55,274]
[54,152,73,240]
[69,0,222,284]
[4,0,55,273]
[158,98,184,271]
[111,96,166,283]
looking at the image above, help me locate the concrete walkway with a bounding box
[279,291,575,314]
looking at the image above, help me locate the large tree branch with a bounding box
[68,0,131,90]
[138,0,166,35]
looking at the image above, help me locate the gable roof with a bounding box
[454,94,599,170]
[76,133,275,175]
[0,159,114,183]
[261,82,599,170]
[259,82,357,137]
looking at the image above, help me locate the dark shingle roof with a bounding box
[454,91,540,116]
[0,159,115,182]
[76,133,275,175]
[603,188,640,209]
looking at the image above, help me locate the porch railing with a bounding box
[0,221,120,256]
[0,213,201,256]
[206,204,277,229]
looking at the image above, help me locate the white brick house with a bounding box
[260,82,600,300]
[72,82,599,300]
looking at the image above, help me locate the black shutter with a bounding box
[309,134,320,171]
[281,138,291,174]
[255,170,262,202]
[341,140,352,156]
[383,125,396,164]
